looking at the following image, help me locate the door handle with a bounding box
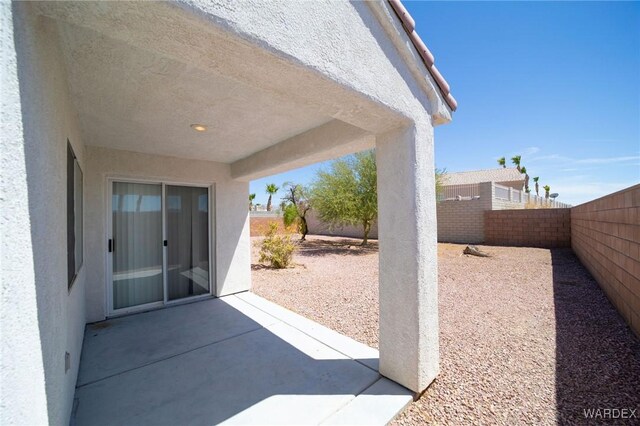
[164,240,168,247]
[108,239,113,253]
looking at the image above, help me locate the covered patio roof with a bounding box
[74,294,412,425]
[33,0,452,179]
[4,1,453,423]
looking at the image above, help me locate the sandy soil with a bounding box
[251,235,640,425]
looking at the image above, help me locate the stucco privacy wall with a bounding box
[85,146,250,322]
[306,210,380,240]
[485,209,572,248]
[1,4,86,424]
[571,185,640,337]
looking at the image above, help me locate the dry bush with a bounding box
[259,223,295,268]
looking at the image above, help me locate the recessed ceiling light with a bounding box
[190,124,207,132]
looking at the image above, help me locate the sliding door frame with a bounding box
[106,177,214,317]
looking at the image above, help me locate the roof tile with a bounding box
[388,0,457,111]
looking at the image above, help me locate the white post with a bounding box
[376,123,439,393]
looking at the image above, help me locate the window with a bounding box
[67,141,83,288]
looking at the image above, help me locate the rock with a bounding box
[463,245,490,257]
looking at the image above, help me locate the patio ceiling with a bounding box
[56,22,332,164]
[37,1,407,166]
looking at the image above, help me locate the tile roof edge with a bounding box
[388,0,457,112]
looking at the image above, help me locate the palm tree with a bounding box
[521,166,529,192]
[511,155,522,171]
[533,177,540,196]
[249,193,256,211]
[497,157,506,168]
[543,185,551,199]
[265,183,279,212]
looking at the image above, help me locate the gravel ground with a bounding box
[252,235,640,425]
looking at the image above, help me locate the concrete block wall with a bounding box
[436,181,492,243]
[571,184,640,337]
[485,208,572,248]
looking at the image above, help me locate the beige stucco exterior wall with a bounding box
[571,184,640,337]
[85,146,250,322]
[1,5,87,424]
[2,0,455,420]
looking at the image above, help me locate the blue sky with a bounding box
[251,1,639,207]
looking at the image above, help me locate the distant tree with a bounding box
[282,183,311,240]
[497,157,506,168]
[533,177,540,196]
[311,151,377,245]
[265,183,279,212]
[511,155,522,171]
[249,193,256,211]
[543,185,551,199]
[521,166,529,192]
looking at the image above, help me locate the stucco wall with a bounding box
[1,4,87,424]
[176,0,450,126]
[85,146,251,322]
[306,210,379,240]
[571,185,640,337]
[2,0,453,413]
[485,209,572,248]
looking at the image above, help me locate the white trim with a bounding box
[106,177,215,317]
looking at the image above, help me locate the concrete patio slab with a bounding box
[78,296,278,386]
[73,294,412,425]
[322,378,413,425]
[236,292,380,371]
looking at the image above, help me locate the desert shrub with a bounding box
[259,223,295,268]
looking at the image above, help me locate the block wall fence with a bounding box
[485,209,572,248]
[571,184,640,337]
[437,181,523,243]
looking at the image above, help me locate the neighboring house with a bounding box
[1,1,456,424]
[437,168,569,244]
[441,167,525,192]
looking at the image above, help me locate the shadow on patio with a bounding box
[73,294,411,425]
[551,249,640,424]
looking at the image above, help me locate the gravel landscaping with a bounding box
[251,235,640,425]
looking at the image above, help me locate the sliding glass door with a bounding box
[166,185,210,301]
[109,180,211,314]
[111,182,164,310]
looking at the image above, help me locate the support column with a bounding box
[376,123,439,393]
[215,180,251,296]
